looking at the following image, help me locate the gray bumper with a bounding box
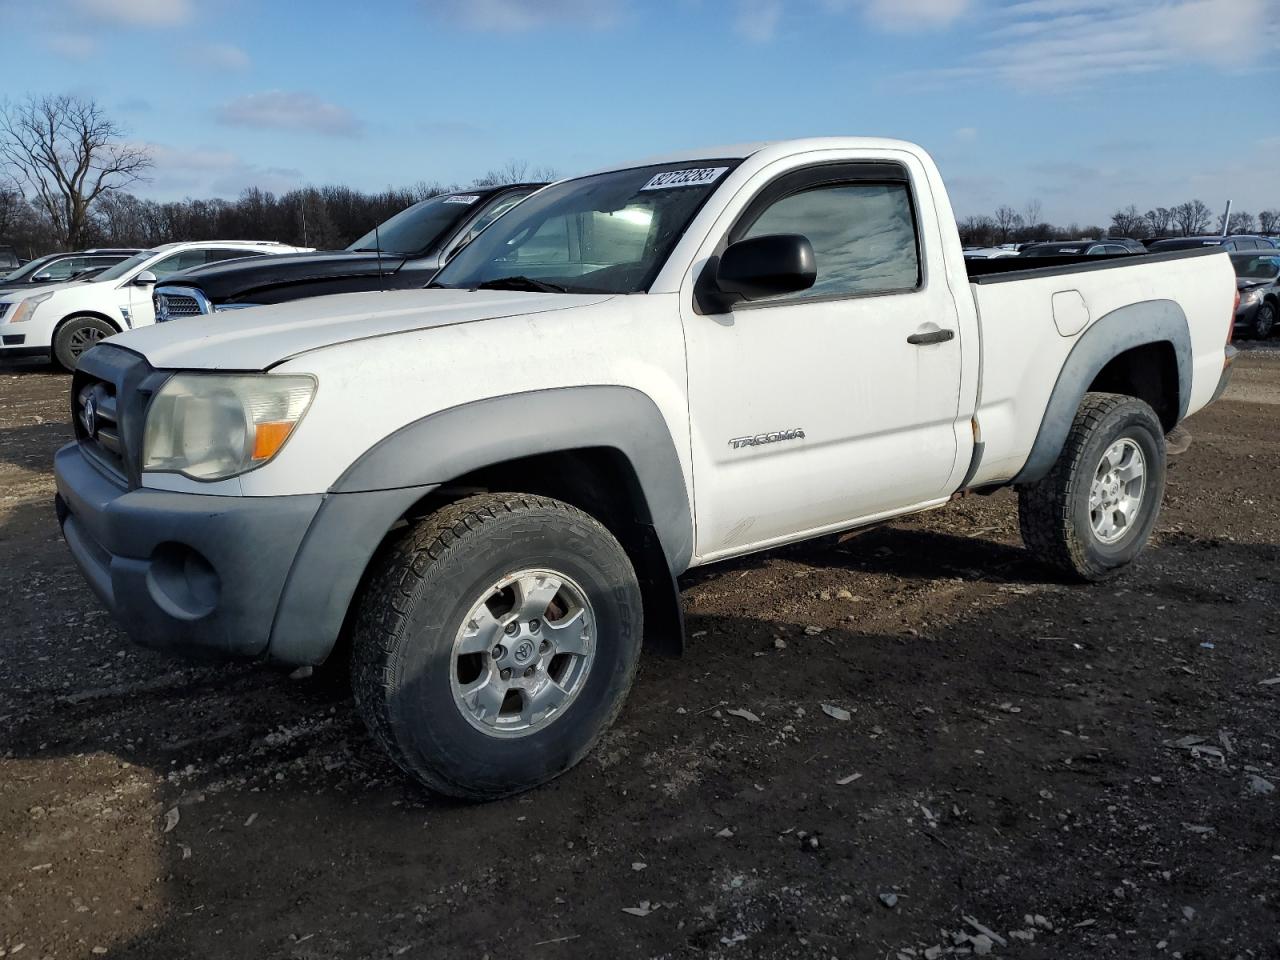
[54,443,435,664]
[1209,346,1237,405]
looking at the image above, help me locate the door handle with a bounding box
[906,328,955,346]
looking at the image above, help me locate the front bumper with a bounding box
[55,442,323,660]
[54,441,435,665]
[1234,301,1261,331]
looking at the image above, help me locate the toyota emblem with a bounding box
[81,394,97,437]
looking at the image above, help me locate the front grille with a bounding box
[75,375,127,482]
[0,303,10,320]
[154,287,207,322]
[71,345,169,489]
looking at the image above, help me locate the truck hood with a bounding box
[166,250,411,303]
[111,288,616,370]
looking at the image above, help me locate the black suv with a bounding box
[153,184,542,320]
[1019,238,1147,257]
[0,248,140,291]
[1147,235,1279,253]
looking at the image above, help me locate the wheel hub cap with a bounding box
[449,569,596,738]
[1088,438,1147,544]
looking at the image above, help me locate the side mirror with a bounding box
[133,270,157,287]
[707,234,816,309]
[32,272,52,282]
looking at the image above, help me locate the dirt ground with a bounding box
[2,350,1278,960]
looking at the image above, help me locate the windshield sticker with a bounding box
[1057,247,1082,254]
[443,195,480,204]
[640,167,729,191]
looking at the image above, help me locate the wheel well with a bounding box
[406,448,685,656]
[54,311,123,339]
[1087,341,1179,432]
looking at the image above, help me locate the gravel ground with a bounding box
[1,351,1278,960]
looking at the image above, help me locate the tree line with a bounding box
[0,93,553,258]
[959,199,1278,249]
[2,93,1276,260]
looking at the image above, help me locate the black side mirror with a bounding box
[700,234,816,312]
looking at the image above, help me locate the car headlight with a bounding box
[5,291,54,324]
[142,373,316,480]
[1239,288,1263,307]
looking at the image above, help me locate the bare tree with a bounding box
[1171,200,1212,237]
[958,215,996,247]
[0,94,152,248]
[1109,204,1146,238]
[1144,207,1173,237]
[992,205,1022,244]
[1021,199,1042,233]
[472,160,558,187]
[1260,210,1280,235]
[1226,211,1256,235]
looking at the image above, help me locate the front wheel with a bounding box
[53,316,117,371]
[1253,301,1276,340]
[350,493,643,800]
[1018,393,1167,581]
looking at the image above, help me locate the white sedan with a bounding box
[0,240,311,370]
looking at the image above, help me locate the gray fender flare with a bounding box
[1012,299,1191,485]
[332,385,695,573]
[268,386,694,665]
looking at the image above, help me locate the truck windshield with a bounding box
[432,162,738,294]
[348,194,485,256]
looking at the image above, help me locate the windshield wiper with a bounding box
[473,276,571,293]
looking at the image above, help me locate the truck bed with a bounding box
[962,245,1235,487]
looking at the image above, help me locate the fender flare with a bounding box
[267,386,694,665]
[1012,299,1191,485]
[333,385,695,573]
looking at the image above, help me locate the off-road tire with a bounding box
[350,493,643,800]
[53,316,116,371]
[1018,392,1166,582]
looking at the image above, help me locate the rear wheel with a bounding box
[351,493,643,800]
[53,316,116,371]
[1018,393,1166,581]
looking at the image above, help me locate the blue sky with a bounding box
[2,0,1278,225]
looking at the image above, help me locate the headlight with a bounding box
[5,291,54,324]
[142,373,316,480]
[1239,288,1263,307]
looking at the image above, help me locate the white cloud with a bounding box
[915,0,1280,87]
[44,32,97,60]
[421,0,622,31]
[822,0,970,30]
[215,91,363,138]
[954,126,978,142]
[71,0,194,26]
[187,42,251,72]
[735,0,784,42]
[137,143,304,199]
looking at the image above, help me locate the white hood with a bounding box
[109,288,616,370]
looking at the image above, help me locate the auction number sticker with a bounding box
[640,167,729,191]
[443,195,481,204]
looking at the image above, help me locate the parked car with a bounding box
[0,249,141,292]
[1020,238,1146,257]
[0,241,311,369]
[1232,251,1280,339]
[153,184,542,321]
[963,246,1020,259]
[0,245,20,271]
[54,137,1236,799]
[1148,235,1279,253]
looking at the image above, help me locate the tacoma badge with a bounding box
[729,428,806,450]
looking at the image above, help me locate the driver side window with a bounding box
[740,181,921,302]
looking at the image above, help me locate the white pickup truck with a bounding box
[54,138,1237,799]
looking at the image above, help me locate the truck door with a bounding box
[681,161,964,560]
